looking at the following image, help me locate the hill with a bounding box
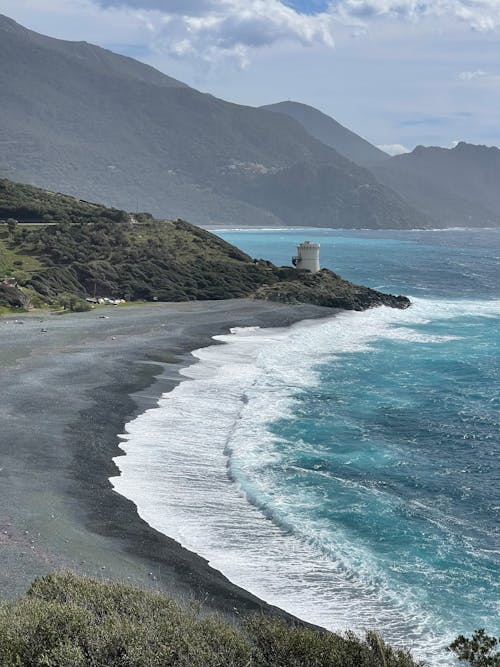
[0,179,410,311]
[0,178,130,224]
[261,101,389,166]
[370,142,500,228]
[0,14,427,230]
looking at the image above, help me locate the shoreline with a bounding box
[0,299,334,620]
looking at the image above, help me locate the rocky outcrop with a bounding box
[253,269,410,311]
[0,284,31,308]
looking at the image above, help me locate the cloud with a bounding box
[377,143,411,156]
[459,69,487,80]
[457,69,500,87]
[98,1,500,68]
[4,0,500,71]
[331,1,500,30]
[90,0,336,67]
[97,0,218,14]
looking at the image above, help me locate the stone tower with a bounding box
[292,241,320,273]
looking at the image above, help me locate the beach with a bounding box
[0,299,332,617]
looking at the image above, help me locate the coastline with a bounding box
[0,299,333,620]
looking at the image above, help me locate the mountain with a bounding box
[261,101,389,166]
[0,15,427,230]
[371,142,500,228]
[236,161,424,229]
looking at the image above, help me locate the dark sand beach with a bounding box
[0,299,333,617]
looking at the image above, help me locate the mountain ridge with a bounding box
[261,101,389,166]
[0,14,428,230]
[371,141,500,228]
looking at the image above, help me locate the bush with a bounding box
[0,573,250,667]
[70,299,92,312]
[448,629,499,667]
[246,615,422,667]
[0,573,424,667]
[57,294,92,312]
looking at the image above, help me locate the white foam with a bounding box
[111,297,500,665]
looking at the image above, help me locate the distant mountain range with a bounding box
[264,102,500,229]
[0,14,498,229]
[370,142,500,228]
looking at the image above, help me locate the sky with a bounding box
[2,0,500,154]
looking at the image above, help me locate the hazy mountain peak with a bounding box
[371,140,500,227]
[0,13,187,90]
[261,100,389,166]
[0,14,25,32]
[452,140,499,154]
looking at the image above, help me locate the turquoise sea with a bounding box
[112,229,499,665]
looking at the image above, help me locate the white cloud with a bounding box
[61,0,334,67]
[3,0,500,69]
[458,69,487,80]
[94,1,500,70]
[457,69,500,88]
[331,1,500,31]
[377,143,411,156]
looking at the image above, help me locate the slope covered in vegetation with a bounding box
[0,178,130,224]
[0,572,423,667]
[0,178,410,310]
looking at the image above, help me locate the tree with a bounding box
[6,218,18,234]
[448,629,499,667]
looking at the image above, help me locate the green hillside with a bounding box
[0,178,130,224]
[0,179,410,311]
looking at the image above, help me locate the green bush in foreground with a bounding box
[448,629,499,667]
[0,573,426,667]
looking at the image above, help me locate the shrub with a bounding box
[246,615,422,667]
[0,573,424,667]
[70,299,92,312]
[448,629,499,667]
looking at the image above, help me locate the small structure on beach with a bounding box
[292,241,320,274]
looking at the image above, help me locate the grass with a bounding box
[0,229,43,278]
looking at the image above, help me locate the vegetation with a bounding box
[0,178,130,225]
[448,629,499,667]
[3,218,277,304]
[0,572,423,667]
[0,178,410,311]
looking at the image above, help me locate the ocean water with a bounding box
[111,229,499,665]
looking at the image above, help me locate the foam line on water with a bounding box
[111,298,500,665]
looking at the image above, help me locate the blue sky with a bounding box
[2,0,499,154]
[282,1,331,13]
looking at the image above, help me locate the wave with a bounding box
[111,297,500,665]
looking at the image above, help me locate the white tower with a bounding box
[292,241,320,274]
